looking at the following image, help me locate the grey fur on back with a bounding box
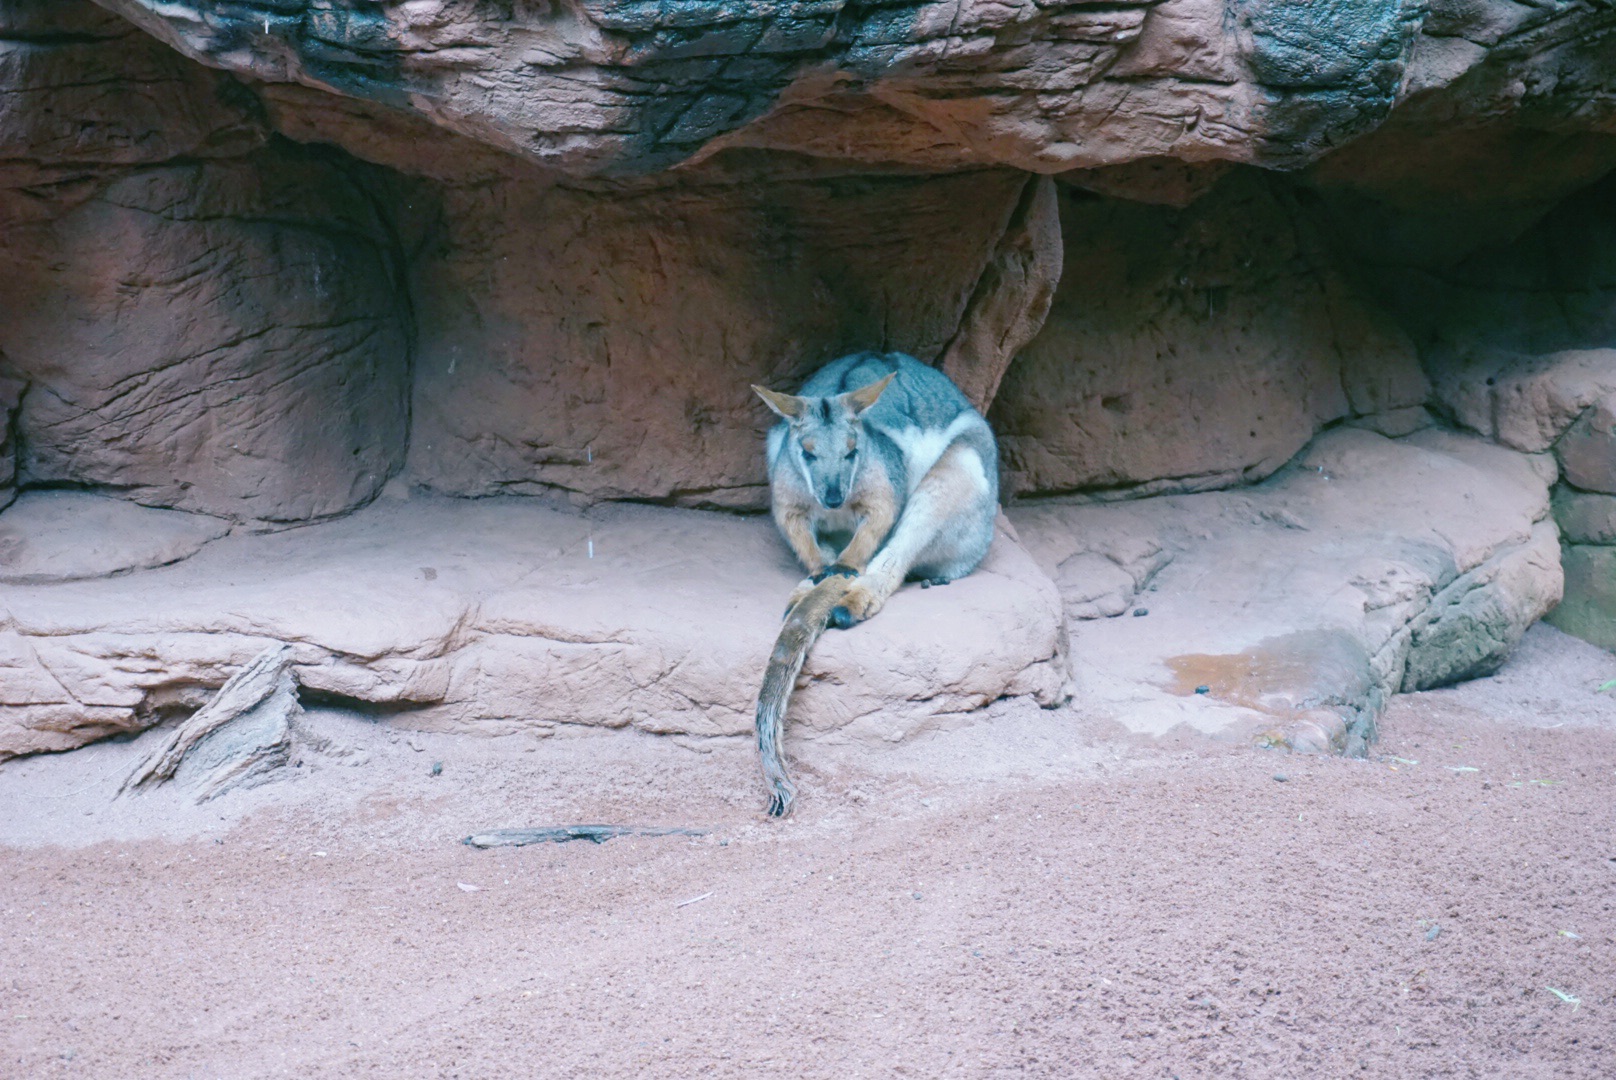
[781,350,999,507]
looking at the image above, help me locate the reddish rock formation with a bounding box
[3,0,1615,758]
[404,166,1057,508]
[991,170,1429,498]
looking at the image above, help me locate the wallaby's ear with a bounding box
[843,371,896,416]
[753,384,806,420]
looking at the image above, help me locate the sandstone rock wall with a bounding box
[992,170,1429,498]
[0,0,265,227]
[4,0,1616,763]
[0,1,415,525]
[1433,346,1616,652]
[0,143,414,523]
[1373,174,1616,658]
[3,0,1613,521]
[405,166,1056,508]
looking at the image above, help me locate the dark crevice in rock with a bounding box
[295,687,440,721]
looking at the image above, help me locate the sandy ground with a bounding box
[2,624,1614,1078]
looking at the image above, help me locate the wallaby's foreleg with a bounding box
[823,499,897,577]
[774,505,827,577]
[832,443,993,628]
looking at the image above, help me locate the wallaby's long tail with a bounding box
[756,576,852,818]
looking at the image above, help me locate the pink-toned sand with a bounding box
[2,625,1613,1078]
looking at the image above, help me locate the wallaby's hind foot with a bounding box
[919,576,952,589]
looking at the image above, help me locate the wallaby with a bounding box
[751,351,999,815]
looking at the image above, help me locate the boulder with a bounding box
[0,495,1067,760]
[1553,488,1616,547]
[1012,427,1560,753]
[1430,349,1616,455]
[1547,546,1616,654]
[1557,396,1616,496]
[1548,456,1616,656]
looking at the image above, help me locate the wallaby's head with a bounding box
[753,372,895,509]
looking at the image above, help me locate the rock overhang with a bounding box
[79,0,1616,183]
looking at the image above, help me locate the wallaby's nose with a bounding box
[823,486,844,509]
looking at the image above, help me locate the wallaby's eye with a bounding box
[802,450,817,463]
[844,449,856,460]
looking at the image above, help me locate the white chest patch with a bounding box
[886,413,981,493]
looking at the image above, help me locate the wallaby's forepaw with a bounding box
[829,580,885,629]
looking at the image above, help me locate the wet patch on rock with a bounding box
[1013,427,1561,753]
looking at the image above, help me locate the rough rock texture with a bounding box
[1554,487,1616,546]
[0,142,413,524]
[0,0,265,226]
[936,174,1062,413]
[1012,427,1561,753]
[1431,348,1616,455]
[1552,545,1616,652]
[2,0,1612,514]
[3,0,1613,764]
[0,496,1067,760]
[0,491,228,584]
[0,2,414,524]
[1426,347,1616,655]
[88,0,1616,181]
[405,165,1057,508]
[992,171,1429,497]
[1557,395,1616,495]
[120,642,300,803]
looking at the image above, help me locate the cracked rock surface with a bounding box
[1012,427,1561,754]
[0,496,1068,760]
[0,0,1611,764]
[88,0,1616,179]
[0,425,1562,763]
